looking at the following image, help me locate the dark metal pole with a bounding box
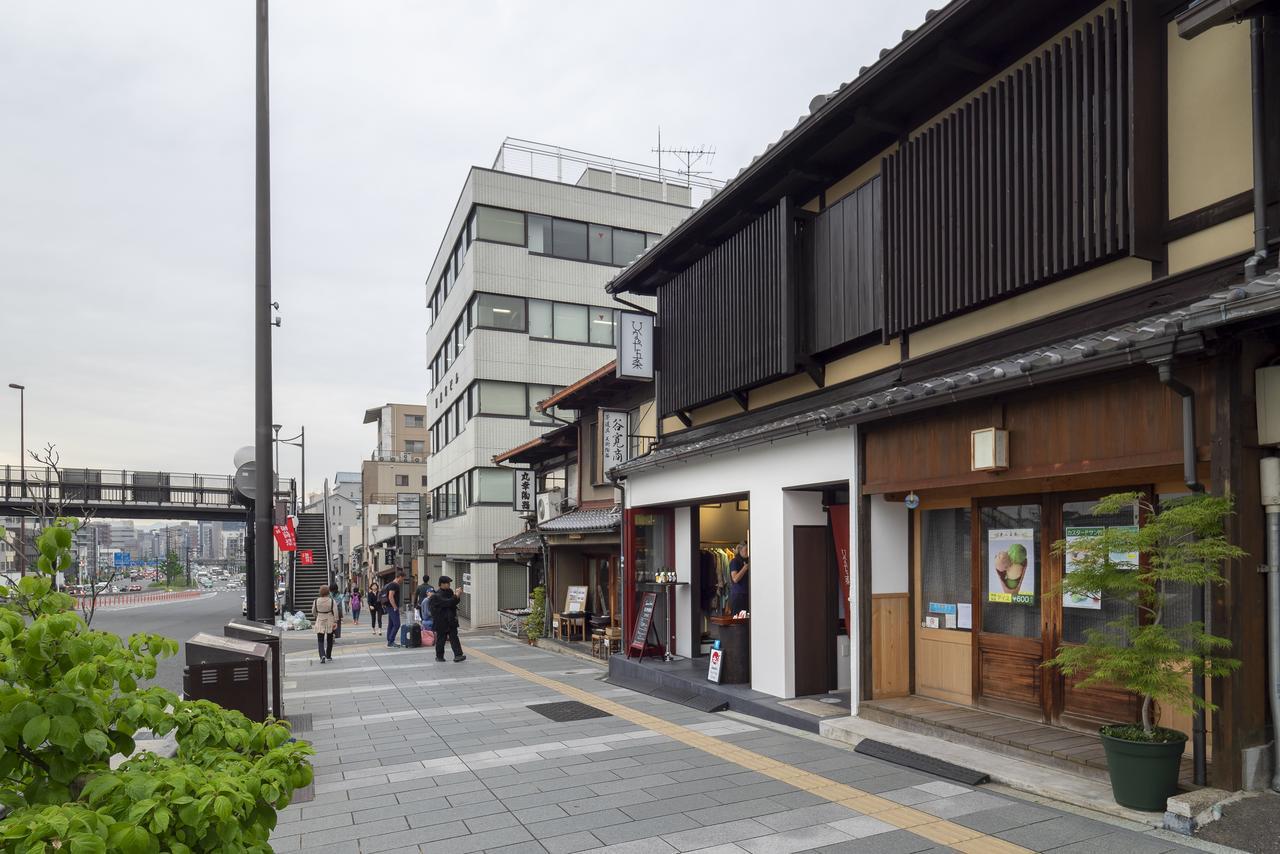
[300,426,305,513]
[252,0,275,623]
[9,384,25,576]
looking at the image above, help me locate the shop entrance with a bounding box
[695,499,750,655]
[973,493,1143,725]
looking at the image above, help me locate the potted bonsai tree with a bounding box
[1046,491,1241,811]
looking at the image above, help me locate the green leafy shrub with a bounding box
[526,586,547,642]
[1045,491,1243,742]
[0,522,313,852]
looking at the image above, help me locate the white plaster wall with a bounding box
[870,495,910,595]
[624,428,856,698]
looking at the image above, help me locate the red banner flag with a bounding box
[829,504,852,618]
[273,517,297,552]
[298,549,314,566]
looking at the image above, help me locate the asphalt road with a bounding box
[88,591,245,695]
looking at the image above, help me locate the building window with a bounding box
[474,205,525,245]
[405,414,424,429]
[552,303,589,343]
[395,475,409,487]
[529,384,555,425]
[472,293,526,330]
[528,299,552,338]
[527,214,552,254]
[421,475,428,486]
[588,306,615,346]
[471,468,514,504]
[588,224,613,263]
[614,229,645,264]
[404,440,425,454]
[477,380,529,417]
[551,218,588,260]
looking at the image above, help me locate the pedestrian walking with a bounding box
[349,588,361,624]
[311,584,339,663]
[383,570,404,648]
[367,583,382,634]
[427,575,465,662]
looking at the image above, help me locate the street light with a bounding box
[8,383,24,576]
[275,426,305,513]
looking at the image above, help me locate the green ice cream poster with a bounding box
[988,528,1035,605]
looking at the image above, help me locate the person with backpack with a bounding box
[310,584,339,663]
[382,570,404,648]
[367,583,382,634]
[427,575,465,662]
[414,575,434,613]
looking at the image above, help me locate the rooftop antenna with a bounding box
[652,126,716,185]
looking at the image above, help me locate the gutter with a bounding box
[1245,16,1270,279]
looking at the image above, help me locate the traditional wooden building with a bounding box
[605,0,1280,791]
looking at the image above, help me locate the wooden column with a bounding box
[857,441,874,702]
[1209,337,1270,790]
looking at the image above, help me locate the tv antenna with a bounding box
[652,127,716,184]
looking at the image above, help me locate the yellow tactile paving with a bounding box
[468,648,1034,853]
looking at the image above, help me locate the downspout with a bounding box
[1261,456,1280,792]
[1246,16,1269,279]
[1156,358,1208,786]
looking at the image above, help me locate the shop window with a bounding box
[1061,497,1139,645]
[632,511,670,584]
[474,205,525,245]
[980,504,1041,638]
[920,508,971,631]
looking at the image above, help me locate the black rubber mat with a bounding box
[854,739,989,785]
[527,700,612,722]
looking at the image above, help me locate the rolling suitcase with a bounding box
[407,623,422,648]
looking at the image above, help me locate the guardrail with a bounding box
[76,589,206,609]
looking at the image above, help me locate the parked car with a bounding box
[241,594,280,617]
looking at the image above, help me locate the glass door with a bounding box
[975,501,1046,718]
[1055,494,1143,728]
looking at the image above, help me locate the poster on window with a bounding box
[1062,525,1137,610]
[987,528,1035,604]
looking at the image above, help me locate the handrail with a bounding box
[0,465,292,509]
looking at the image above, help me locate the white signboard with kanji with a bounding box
[601,409,629,474]
[616,311,654,380]
[514,469,534,513]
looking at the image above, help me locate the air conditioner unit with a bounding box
[536,489,564,524]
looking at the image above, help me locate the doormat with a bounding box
[854,739,989,786]
[527,701,612,722]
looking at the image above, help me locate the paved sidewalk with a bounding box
[271,633,1217,854]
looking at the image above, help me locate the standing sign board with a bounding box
[616,312,654,380]
[600,409,629,474]
[628,591,659,658]
[707,648,724,683]
[396,494,421,536]
[514,470,534,514]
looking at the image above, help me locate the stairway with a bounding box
[288,513,330,612]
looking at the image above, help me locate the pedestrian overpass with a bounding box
[0,464,293,522]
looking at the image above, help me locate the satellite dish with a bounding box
[234,462,257,500]
[233,445,256,468]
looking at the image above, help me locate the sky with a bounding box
[0,0,936,500]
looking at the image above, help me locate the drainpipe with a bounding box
[1156,359,1208,785]
[1262,456,1280,792]
[1246,17,1269,279]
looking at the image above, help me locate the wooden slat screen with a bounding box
[884,1,1134,336]
[657,201,792,416]
[807,176,883,354]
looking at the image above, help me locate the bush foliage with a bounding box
[0,522,312,852]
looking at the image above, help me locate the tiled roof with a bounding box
[539,361,618,411]
[613,272,1280,476]
[494,529,542,556]
[538,504,622,534]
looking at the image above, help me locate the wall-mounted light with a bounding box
[971,427,1009,472]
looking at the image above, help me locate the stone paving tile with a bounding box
[755,802,861,831]
[735,824,853,854]
[913,789,1011,818]
[485,842,552,854]
[591,814,702,845]
[809,829,939,854]
[995,814,1121,850]
[579,838,677,854]
[619,793,720,821]
[522,807,635,840]
[1043,830,1194,854]
[950,803,1061,834]
[540,830,604,854]
[826,815,898,838]
[684,797,792,826]
[659,818,776,852]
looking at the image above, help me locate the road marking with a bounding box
[467,647,1032,854]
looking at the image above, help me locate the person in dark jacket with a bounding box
[367,583,382,634]
[427,576,465,662]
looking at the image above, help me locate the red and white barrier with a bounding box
[76,590,206,610]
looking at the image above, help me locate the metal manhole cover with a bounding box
[526,701,611,722]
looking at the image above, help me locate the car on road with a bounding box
[241,594,280,617]
[127,584,142,592]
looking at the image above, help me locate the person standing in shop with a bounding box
[729,543,750,615]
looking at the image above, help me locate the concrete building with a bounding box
[423,138,702,626]
[360,403,429,588]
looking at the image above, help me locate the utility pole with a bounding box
[252,0,276,623]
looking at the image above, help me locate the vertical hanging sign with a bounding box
[600,409,629,474]
[828,504,852,618]
[616,312,654,380]
[513,470,534,514]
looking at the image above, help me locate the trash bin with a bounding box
[224,619,285,720]
[184,633,269,722]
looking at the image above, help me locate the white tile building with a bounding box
[423,139,699,626]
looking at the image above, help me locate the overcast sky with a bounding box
[0,1,935,499]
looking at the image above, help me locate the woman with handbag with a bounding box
[311,584,339,663]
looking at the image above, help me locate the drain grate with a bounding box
[527,701,612,722]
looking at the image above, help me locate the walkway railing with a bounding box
[1,465,292,512]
